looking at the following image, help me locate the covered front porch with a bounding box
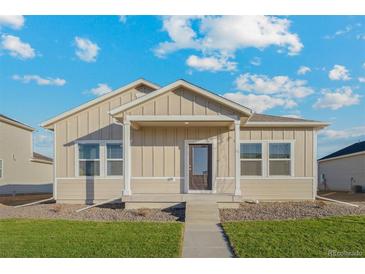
[115,115,244,198]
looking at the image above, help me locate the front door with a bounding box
[189,144,212,191]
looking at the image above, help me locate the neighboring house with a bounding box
[318,141,365,192]
[0,114,53,195]
[41,79,328,205]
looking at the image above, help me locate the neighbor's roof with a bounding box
[32,152,53,163]
[245,113,329,128]
[41,78,160,129]
[319,141,365,161]
[0,114,35,131]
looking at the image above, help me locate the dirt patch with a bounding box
[220,201,365,222]
[0,203,184,222]
[0,193,52,206]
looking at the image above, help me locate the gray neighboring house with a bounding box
[318,141,365,192]
[41,79,329,205]
[0,114,53,195]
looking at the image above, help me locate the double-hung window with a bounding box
[269,143,291,176]
[106,143,123,176]
[240,143,262,176]
[78,144,100,176]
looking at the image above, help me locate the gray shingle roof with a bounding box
[249,113,318,123]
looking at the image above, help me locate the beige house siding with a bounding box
[56,178,123,204]
[53,84,315,202]
[318,154,365,191]
[0,121,53,194]
[126,87,241,117]
[239,127,315,200]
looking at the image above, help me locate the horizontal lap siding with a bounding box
[240,127,314,200]
[241,179,313,200]
[318,154,365,191]
[56,178,123,202]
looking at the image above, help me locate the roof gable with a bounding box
[110,79,253,117]
[41,78,160,129]
[0,114,34,131]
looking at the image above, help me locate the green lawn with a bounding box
[223,216,365,258]
[0,219,183,258]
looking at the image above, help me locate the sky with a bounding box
[0,15,364,158]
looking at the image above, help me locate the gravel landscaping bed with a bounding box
[0,203,184,222]
[220,201,365,222]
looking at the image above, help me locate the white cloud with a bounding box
[186,55,236,72]
[282,114,302,119]
[297,66,311,75]
[328,64,351,81]
[12,74,66,86]
[313,87,360,110]
[155,16,303,59]
[320,126,365,139]
[223,92,296,113]
[1,34,35,59]
[250,57,261,66]
[119,16,127,23]
[0,16,25,29]
[235,73,314,98]
[89,83,112,96]
[324,25,355,39]
[358,77,365,83]
[74,37,100,62]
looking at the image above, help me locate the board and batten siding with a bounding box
[240,127,315,200]
[53,83,315,202]
[126,87,241,117]
[54,85,154,202]
[131,126,235,194]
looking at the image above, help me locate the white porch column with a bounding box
[312,129,318,199]
[234,120,241,196]
[123,121,132,195]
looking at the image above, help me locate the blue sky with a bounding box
[0,15,364,158]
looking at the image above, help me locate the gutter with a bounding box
[316,195,359,207]
[14,197,55,208]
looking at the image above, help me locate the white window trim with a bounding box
[268,140,294,177]
[240,142,264,177]
[0,159,3,179]
[75,140,123,179]
[106,142,124,178]
[240,140,295,179]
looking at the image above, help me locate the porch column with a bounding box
[234,120,241,196]
[123,121,132,195]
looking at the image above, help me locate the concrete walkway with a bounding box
[182,201,233,258]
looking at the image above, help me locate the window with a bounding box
[106,143,123,176]
[79,144,100,176]
[0,159,3,178]
[240,143,262,176]
[269,143,291,176]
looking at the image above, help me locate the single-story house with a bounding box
[41,79,328,205]
[0,114,53,195]
[318,141,365,192]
